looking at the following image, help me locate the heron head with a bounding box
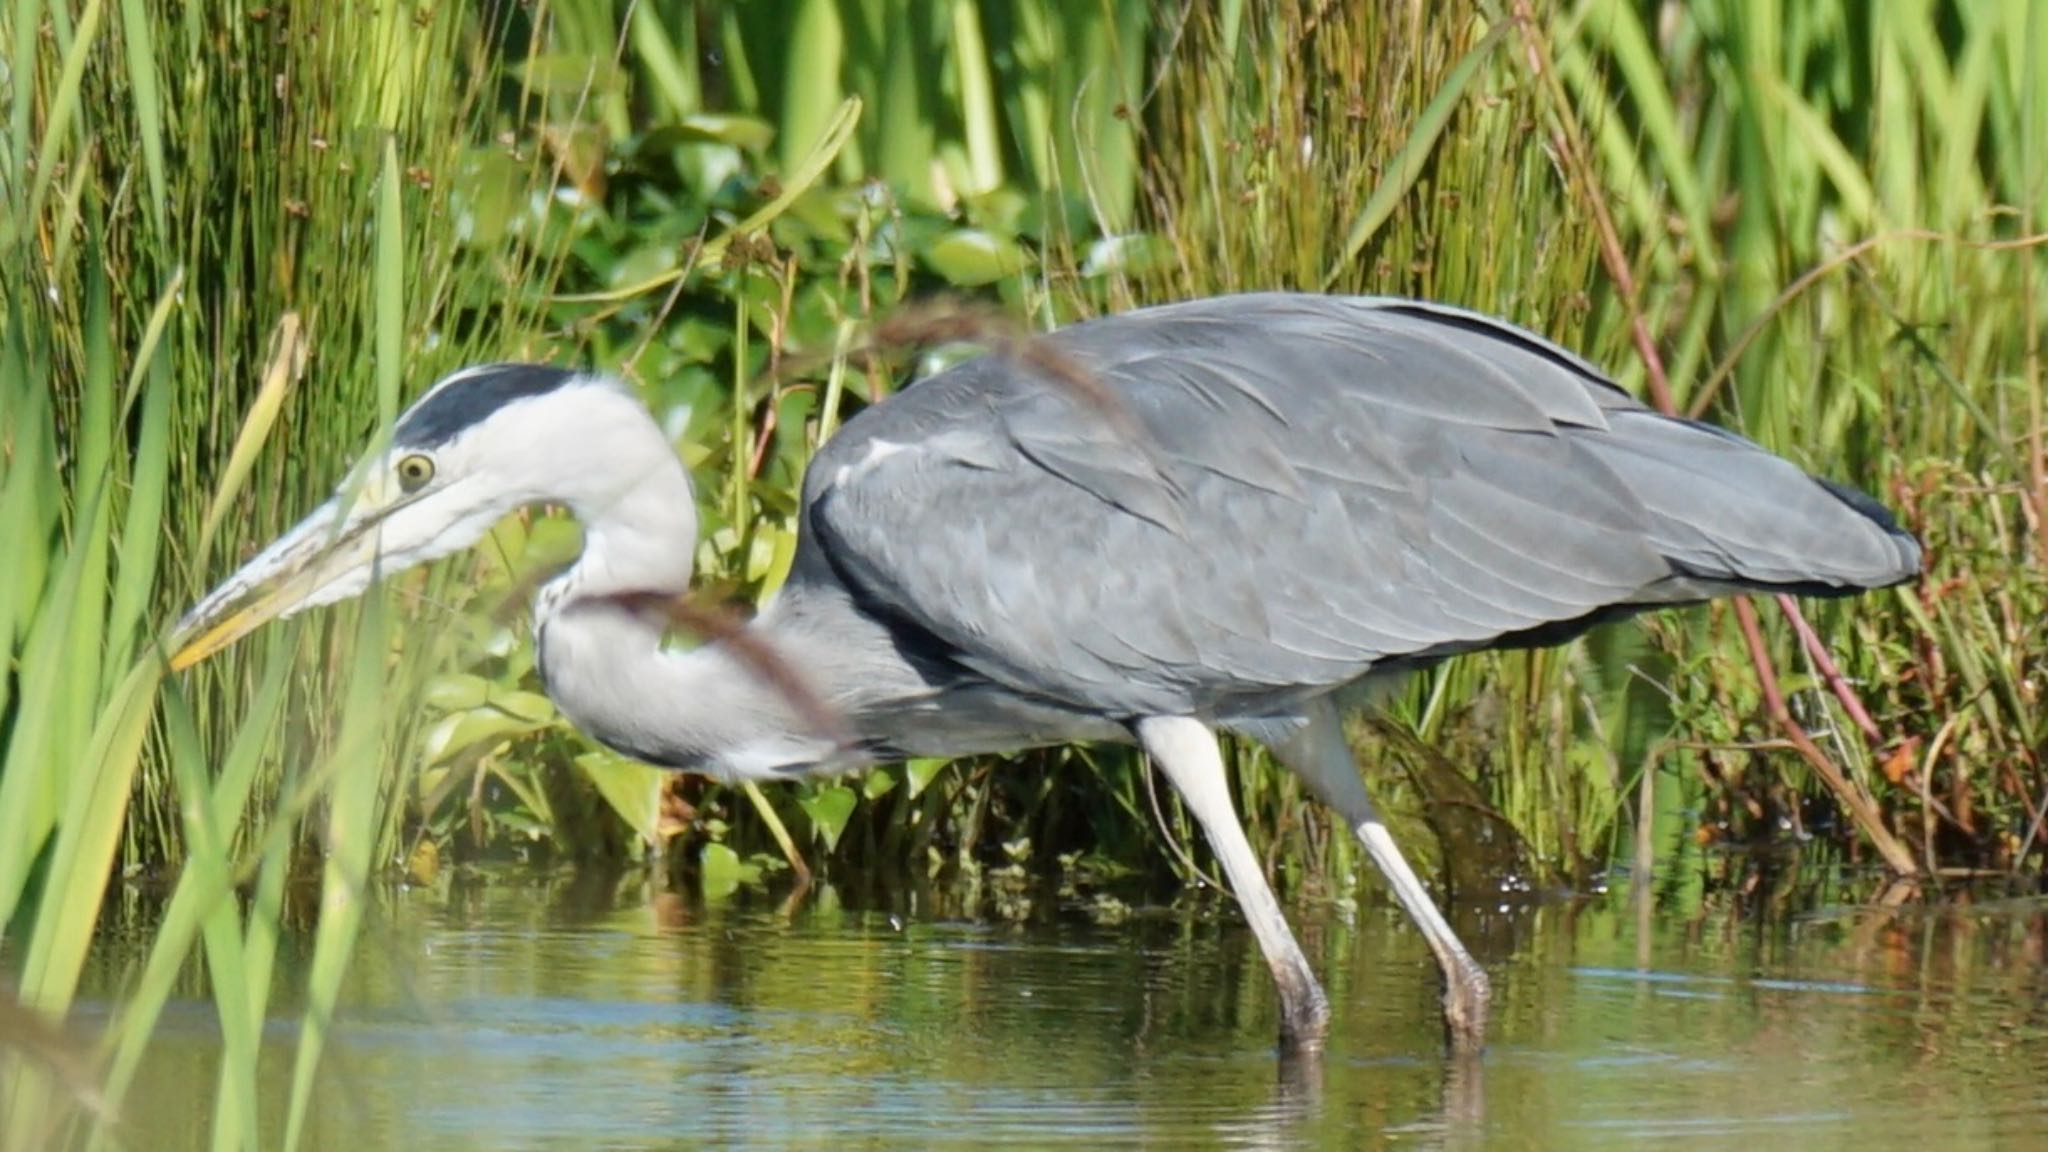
[169,364,683,671]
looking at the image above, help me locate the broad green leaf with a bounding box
[906,759,948,799]
[701,841,739,896]
[862,766,898,801]
[422,672,494,712]
[675,114,776,152]
[577,751,666,845]
[797,784,858,852]
[922,228,1032,286]
[420,708,553,768]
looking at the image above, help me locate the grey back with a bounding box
[796,294,1917,719]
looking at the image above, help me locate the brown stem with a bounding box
[1734,601,1919,875]
[1775,592,1882,745]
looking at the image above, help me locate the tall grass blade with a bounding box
[195,313,305,570]
[6,0,42,212]
[780,0,846,176]
[1322,22,1507,288]
[630,0,700,120]
[153,683,263,1152]
[26,0,102,225]
[114,0,166,228]
[950,0,1003,197]
[279,599,388,1152]
[92,637,293,1130]
[279,137,409,1152]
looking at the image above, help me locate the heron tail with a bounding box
[1584,412,1922,603]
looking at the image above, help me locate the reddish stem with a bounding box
[1735,601,1919,876]
[1775,592,1883,745]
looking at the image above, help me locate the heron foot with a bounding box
[1442,958,1491,1054]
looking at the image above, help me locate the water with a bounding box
[97,875,2048,1150]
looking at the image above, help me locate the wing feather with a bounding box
[797,294,1915,719]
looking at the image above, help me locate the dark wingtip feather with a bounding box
[1813,475,1901,533]
[1812,475,1923,587]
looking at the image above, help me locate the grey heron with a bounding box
[170,293,1920,1055]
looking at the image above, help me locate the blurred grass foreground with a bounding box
[0,1,2044,1146]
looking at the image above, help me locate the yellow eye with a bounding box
[396,453,435,494]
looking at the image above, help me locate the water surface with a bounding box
[101,874,2048,1149]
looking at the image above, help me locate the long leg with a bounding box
[1271,699,1491,1052]
[1135,716,1331,1052]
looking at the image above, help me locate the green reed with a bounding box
[0,0,589,1146]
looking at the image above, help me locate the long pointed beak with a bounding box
[167,497,380,671]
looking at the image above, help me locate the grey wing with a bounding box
[798,294,1917,719]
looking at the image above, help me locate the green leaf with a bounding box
[754,518,800,598]
[422,672,493,712]
[674,114,777,152]
[1079,233,1169,278]
[779,0,847,175]
[700,841,747,899]
[609,241,682,290]
[906,759,948,799]
[450,147,529,249]
[577,751,666,845]
[628,0,701,120]
[419,706,553,767]
[922,229,1032,286]
[797,783,858,852]
[862,766,898,801]
[517,54,628,98]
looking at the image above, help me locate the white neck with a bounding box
[536,600,841,780]
[532,437,839,781]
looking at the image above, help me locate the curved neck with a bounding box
[536,599,840,780]
[533,455,839,780]
[552,450,699,605]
